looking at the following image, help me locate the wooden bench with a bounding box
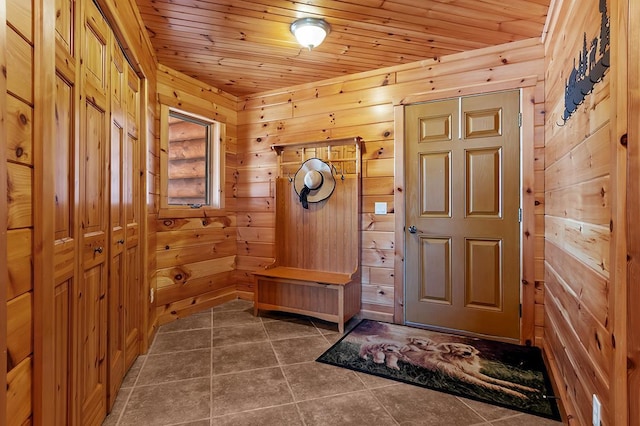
[253,139,361,333]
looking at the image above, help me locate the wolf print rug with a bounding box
[317,320,561,420]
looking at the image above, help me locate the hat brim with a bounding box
[294,158,336,203]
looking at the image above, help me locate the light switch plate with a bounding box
[374,202,387,215]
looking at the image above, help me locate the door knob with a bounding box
[408,225,417,234]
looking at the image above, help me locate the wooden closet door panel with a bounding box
[78,2,109,423]
[53,72,75,426]
[123,66,141,369]
[107,39,125,409]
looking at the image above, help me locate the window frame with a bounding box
[159,104,225,218]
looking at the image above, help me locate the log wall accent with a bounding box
[237,37,546,334]
[154,65,238,324]
[542,0,628,424]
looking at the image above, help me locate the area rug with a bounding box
[317,320,561,421]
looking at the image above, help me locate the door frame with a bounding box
[393,81,539,346]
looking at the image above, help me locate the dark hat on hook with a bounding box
[294,158,336,209]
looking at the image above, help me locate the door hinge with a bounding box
[518,112,522,127]
[518,208,522,223]
[519,303,522,318]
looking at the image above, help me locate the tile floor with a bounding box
[103,299,564,425]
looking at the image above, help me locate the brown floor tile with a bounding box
[311,317,360,335]
[151,329,211,354]
[118,378,210,426]
[271,335,332,365]
[491,413,564,425]
[296,390,397,426]
[158,311,212,333]
[282,361,365,402]
[212,404,303,426]
[102,388,131,426]
[256,309,303,323]
[458,396,525,421]
[262,318,322,341]
[372,383,486,425]
[120,355,146,389]
[137,349,211,386]
[212,342,278,375]
[211,367,293,417]
[355,371,399,389]
[211,323,268,347]
[108,300,564,426]
[213,299,253,312]
[213,310,262,328]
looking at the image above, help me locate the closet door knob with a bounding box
[94,246,104,254]
[408,225,417,234]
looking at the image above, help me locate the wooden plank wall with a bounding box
[627,0,639,421]
[542,0,626,424]
[154,64,238,324]
[236,38,546,331]
[5,0,35,423]
[0,0,7,418]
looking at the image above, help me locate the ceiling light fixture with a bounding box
[290,18,331,50]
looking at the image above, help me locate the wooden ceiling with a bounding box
[135,0,552,97]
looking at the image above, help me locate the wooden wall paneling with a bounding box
[6,95,33,165]
[0,0,7,419]
[521,86,537,346]
[155,66,237,322]
[609,0,629,423]
[5,0,36,423]
[7,229,32,301]
[6,357,31,426]
[627,0,640,420]
[7,292,33,373]
[6,27,33,106]
[542,0,619,423]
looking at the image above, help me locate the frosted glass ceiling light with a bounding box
[291,18,330,50]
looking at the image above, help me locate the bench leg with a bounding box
[253,278,259,317]
[338,287,345,334]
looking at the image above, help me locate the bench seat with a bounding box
[253,266,360,333]
[253,266,353,286]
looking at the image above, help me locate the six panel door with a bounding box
[405,91,521,340]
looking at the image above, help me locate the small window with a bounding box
[160,105,225,217]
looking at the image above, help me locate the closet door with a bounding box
[123,64,141,370]
[78,2,109,424]
[54,0,79,423]
[108,38,126,409]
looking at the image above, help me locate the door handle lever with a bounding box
[408,225,417,234]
